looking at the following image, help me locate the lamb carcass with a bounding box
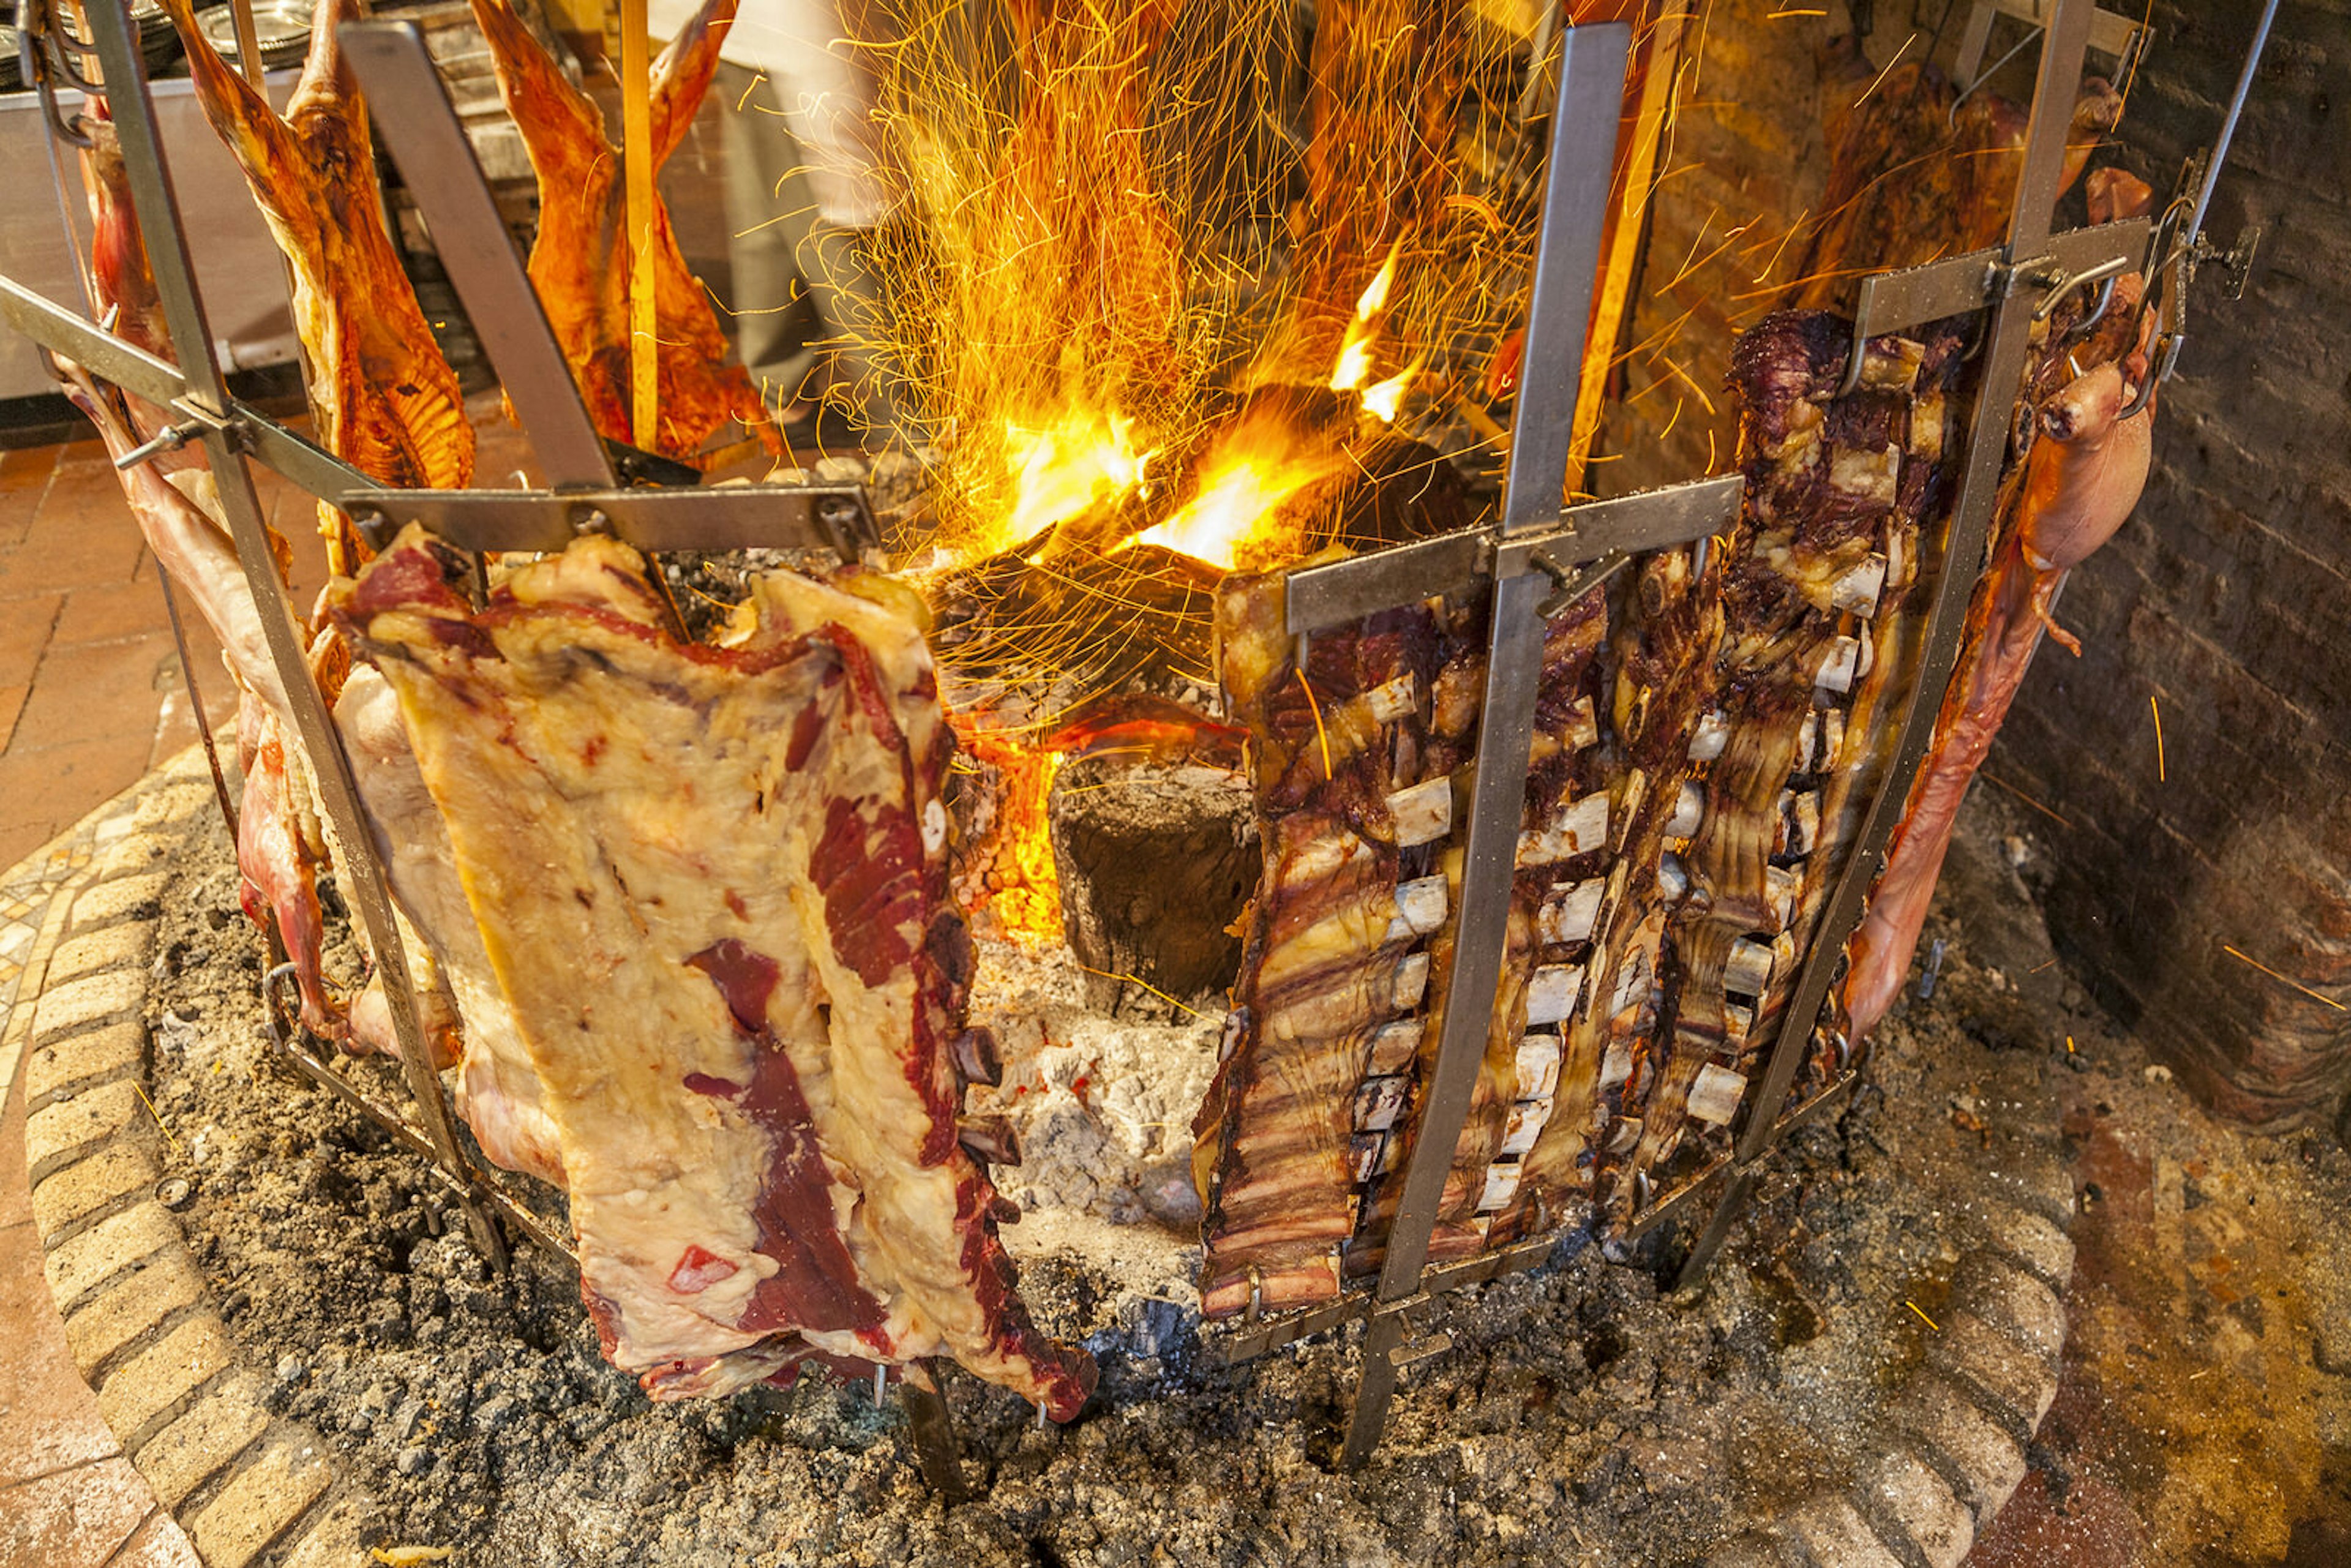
[468,0,776,461]
[160,0,476,572]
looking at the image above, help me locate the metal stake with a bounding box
[901,1360,972,1504]
[76,0,509,1271]
[1338,20,1632,1471]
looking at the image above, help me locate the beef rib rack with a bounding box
[337,528,1095,1419]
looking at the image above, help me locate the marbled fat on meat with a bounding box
[342,528,1093,1417]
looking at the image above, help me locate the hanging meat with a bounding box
[1190,573,1467,1318]
[1842,173,2161,1039]
[1788,42,2120,313]
[1501,541,1725,1234]
[468,0,776,462]
[160,0,476,574]
[336,528,1095,1416]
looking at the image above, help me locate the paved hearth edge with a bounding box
[6,749,2083,1568]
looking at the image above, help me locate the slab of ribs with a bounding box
[1193,58,2158,1314]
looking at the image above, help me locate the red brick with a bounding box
[51,576,178,651]
[0,452,144,593]
[0,1456,156,1568]
[0,447,56,551]
[0,1215,124,1486]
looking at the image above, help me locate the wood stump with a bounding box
[1050,757,1256,1016]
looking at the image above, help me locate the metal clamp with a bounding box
[1528,546,1631,619]
[111,420,196,470]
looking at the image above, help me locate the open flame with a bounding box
[1329,246,1400,396]
[975,409,1150,559]
[956,729,1065,943]
[850,2,1671,945]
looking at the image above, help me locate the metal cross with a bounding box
[1268,21,1747,1471]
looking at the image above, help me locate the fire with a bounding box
[1329,246,1401,396]
[983,408,1149,558]
[1360,363,1418,424]
[958,729,1065,943]
[1128,401,1349,572]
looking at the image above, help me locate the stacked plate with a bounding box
[9,1,188,83]
[193,0,310,73]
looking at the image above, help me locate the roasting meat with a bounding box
[1602,312,1969,1195]
[1192,570,1465,1316]
[162,0,475,573]
[1789,46,2120,313]
[1503,542,1725,1234]
[468,0,774,461]
[1843,263,2158,1038]
[339,528,1093,1416]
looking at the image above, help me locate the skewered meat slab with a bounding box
[160,0,475,572]
[1789,50,2119,313]
[1351,585,1614,1272]
[339,528,1094,1416]
[1502,543,1725,1234]
[1844,272,2158,1038]
[1192,570,1468,1317]
[1612,312,1970,1196]
[468,0,774,461]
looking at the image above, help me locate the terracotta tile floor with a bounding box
[0,437,332,871]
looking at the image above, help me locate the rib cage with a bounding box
[1194,310,1977,1313]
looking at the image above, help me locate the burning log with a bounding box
[336,527,1095,1418]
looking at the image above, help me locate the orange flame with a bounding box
[956,729,1064,943]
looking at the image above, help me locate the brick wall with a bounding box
[1997,0,2351,1129]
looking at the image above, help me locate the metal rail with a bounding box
[1332,21,1646,1470]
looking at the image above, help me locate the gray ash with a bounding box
[140,793,2083,1565]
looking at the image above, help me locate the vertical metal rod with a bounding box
[618,0,657,448]
[1341,20,1632,1472]
[80,0,509,1270]
[1728,0,2098,1177]
[227,0,265,89]
[154,567,239,838]
[2186,0,2279,242]
[901,1360,972,1504]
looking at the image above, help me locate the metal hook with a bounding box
[2032,253,2133,323]
[21,1,96,149]
[41,20,104,89]
[2116,332,2181,421]
[2071,273,2121,336]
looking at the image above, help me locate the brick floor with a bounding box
[0,440,331,869]
[0,403,546,869]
